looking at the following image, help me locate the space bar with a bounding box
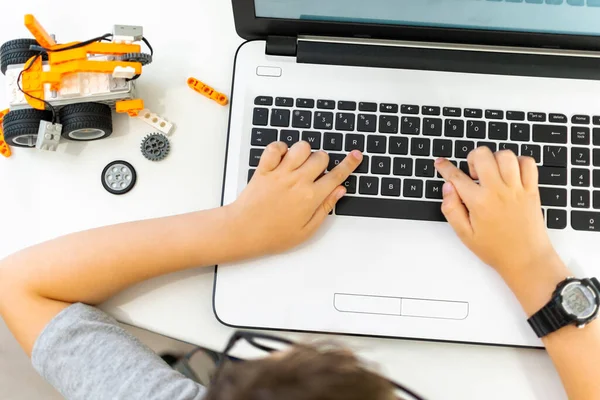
[336,197,446,222]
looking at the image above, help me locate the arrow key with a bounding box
[547,209,567,230]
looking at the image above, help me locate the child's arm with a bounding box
[0,141,363,356]
[436,149,600,400]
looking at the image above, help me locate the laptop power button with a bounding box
[256,66,282,77]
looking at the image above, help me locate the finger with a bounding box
[303,186,346,234]
[434,158,480,204]
[518,156,539,190]
[297,151,330,181]
[257,142,288,172]
[279,141,313,170]
[495,150,522,187]
[466,147,502,187]
[316,150,363,195]
[441,182,473,242]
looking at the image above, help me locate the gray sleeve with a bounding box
[32,303,207,400]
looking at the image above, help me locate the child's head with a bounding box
[205,344,396,400]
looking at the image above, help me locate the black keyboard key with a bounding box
[594,128,600,145]
[255,96,273,106]
[540,187,567,207]
[572,147,590,166]
[436,160,458,178]
[478,141,497,152]
[338,101,357,111]
[486,109,504,120]
[433,139,453,157]
[533,125,568,144]
[459,161,471,176]
[380,103,398,113]
[549,113,567,123]
[379,115,399,134]
[403,179,424,198]
[314,112,334,130]
[489,122,508,140]
[357,114,377,133]
[422,106,441,116]
[595,170,600,187]
[507,111,526,121]
[572,115,590,125]
[302,131,321,150]
[336,197,445,222]
[528,112,547,122]
[297,98,315,108]
[426,180,444,200]
[280,130,300,147]
[345,134,365,152]
[275,97,293,107]
[594,116,600,126]
[401,117,421,135]
[372,156,391,175]
[253,108,269,126]
[415,159,435,178]
[572,168,590,187]
[411,138,430,156]
[401,104,419,115]
[359,102,378,112]
[336,113,355,131]
[327,153,346,171]
[389,137,409,155]
[356,156,370,173]
[445,119,465,137]
[423,118,443,136]
[443,107,461,117]
[571,211,600,232]
[455,140,475,159]
[572,190,590,208]
[323,132,342,151]
[572,127,590,145]
[317,99,335,109]
[547,209,567,230]
[510,123,530,142]
[521,144,542,163]
[271,109,290,127]
[359,176,379,195]
[466,120,486,139]
[251,128,277,146]
[595,192,600,210]
[342,175,357,194]
[393,158,413,176]
[381,178,401,197]
[292,110,312,128]
[248,169,256,183]
[367,135,387,154]
[538,167,567,186]
[543,146,568,167]
[249,148,264,167]
[465,108,483,118]
[498,142,519,155]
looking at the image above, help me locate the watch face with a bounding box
[561,283,598,319]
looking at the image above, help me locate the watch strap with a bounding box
[527,295,571,338]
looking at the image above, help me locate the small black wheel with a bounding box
[3,108,53,148]
[59,102,113,141]
[0,39,48,75]
[120,52,152,66]
[101,160,137,195]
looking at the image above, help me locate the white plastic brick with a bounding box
[112,66,136,79]
[136,109,175,136]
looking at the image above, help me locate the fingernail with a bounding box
[443,182,454,196]
[350,150,363,160]
[435,158,445,165]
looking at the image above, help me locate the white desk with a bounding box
[0,1,566,399]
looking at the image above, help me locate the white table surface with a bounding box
[0,1,566,399]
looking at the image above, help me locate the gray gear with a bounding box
[119,52,153,66]
[141,133,170,162]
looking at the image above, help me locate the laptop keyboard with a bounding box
[250,96,600,232]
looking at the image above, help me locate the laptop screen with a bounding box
[254,0,600,37]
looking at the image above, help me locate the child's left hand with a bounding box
[227,141,362,257]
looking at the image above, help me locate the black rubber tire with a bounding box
[3,108,53,148]
[59,103,113,141]
[101,160,137,195]
[0,39,48,75]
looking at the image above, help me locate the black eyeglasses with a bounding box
[213,330,427,400]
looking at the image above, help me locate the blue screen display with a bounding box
[254,0,600,37]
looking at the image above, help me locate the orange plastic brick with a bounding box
[49,43,141,64]
[116,99,145,117]
[24,15,56,49]
[187,77,228,106]
[0,109,12,158]
[21,56,46,110]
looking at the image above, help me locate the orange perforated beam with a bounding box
[24,14,56,49]
[42,60,143,86]
[48,42,142,64]
[21,56,46,110]
[187,77,229,106]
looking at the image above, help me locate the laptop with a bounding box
[215,0,600,348]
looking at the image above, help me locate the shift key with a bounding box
[533,125,568,144]
[540,187,567,207]
[538,167,567,186]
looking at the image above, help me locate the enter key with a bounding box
[538,166,568,186]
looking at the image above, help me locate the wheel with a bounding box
[101,160,137,195]
[0,39,48,75]
[59,103,113,141]
[2,108,53,148]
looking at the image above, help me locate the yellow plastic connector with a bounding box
[116,99,145,117]
[0,109,12,158]
[187,77,229,106]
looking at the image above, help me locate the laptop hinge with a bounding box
[266,36,297,57]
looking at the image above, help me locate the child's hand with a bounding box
[434,148,558,280]
[228,141,362,257]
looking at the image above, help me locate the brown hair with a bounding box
[204,344,396,400]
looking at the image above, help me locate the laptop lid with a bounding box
[232,0,600,51]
